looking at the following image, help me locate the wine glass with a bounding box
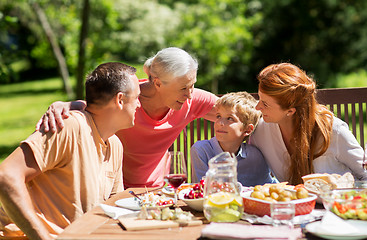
[164,151,187,206]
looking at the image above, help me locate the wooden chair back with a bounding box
[169,87,367,181]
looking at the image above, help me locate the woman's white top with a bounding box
[250,117,367,182]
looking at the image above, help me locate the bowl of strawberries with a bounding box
[179,179,205,211]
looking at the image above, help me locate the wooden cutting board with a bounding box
[118,217,202,231]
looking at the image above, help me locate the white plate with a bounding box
[115,197,174,211]
[306,220,367,240]
[115,197,141,210]
[162,186,175,196]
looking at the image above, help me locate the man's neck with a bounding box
[86,107,116,142]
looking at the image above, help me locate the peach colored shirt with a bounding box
[117,88,217,188]
[23,111,123,235]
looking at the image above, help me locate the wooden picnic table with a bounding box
[57,187,209,240]
[56,188,325,240]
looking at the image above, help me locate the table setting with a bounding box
[57,150,367,240]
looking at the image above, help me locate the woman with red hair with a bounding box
[250,63,367,185]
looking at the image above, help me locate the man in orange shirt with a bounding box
[0,62,140,239]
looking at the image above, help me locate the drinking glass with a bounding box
[164,151,187,206]
[270,202,295,228]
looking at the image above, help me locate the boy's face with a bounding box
[214,106,247,144]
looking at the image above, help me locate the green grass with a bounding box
[0,78,69,161]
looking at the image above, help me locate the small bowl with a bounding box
[178,189,204,211]
[320,188,367,220]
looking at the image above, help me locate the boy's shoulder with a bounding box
[243,142,265,159]
[192,138,212,148]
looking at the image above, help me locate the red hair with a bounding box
[258,63,333,184]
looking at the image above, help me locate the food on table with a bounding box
[137,206,194,221]
[322,189,367,220]
[138,192,174,207]
[302,172,355,194]
[183,179,205,199]
[250,183,309,202]
[242,183,317,216]
[203,191,243,222]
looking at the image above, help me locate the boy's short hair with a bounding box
[215,91,262,138]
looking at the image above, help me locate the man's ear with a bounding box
[243,124,254,136]
[116,92,124,110]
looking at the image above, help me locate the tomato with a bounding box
[334,202,348,214]
[294,184,305,190]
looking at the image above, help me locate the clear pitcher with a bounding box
[203,152,243,222]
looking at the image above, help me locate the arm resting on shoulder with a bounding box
[0,145,52,240]
[36,100,86,133]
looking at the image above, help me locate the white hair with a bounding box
[144,47,198,82]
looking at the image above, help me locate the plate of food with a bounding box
[115,192,174,210]
[162,183,193,196]
[301,172,355,204]
[321,188,367,220]
[241,183,317,216]
[178,180,205,211]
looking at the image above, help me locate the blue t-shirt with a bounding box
[191,137,277,186]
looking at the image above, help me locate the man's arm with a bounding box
[35,100,86,133]
[0,145,52,240]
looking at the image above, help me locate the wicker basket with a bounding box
[242,191,317,217]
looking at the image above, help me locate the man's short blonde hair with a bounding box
[215,91,261,140]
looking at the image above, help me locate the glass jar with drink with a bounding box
[203,152,243,222]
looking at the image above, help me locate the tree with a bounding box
[170,0,260,94]
[247,0,367,87]
[30,1,73,99]
[76,0,90,99]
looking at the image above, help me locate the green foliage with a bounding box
[248,0,367,87]
[1,0,367,92]
[330,69,367,88]
[170,0,260,93]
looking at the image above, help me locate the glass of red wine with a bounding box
[164,151,187,206]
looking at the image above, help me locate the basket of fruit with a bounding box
[321,188,367,220]
[241,183,317,217]
[178,179,205,211]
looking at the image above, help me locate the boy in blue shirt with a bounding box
[191,92,277,186]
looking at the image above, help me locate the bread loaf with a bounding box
[301,172,355,194]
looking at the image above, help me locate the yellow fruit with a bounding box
[231,195,243,206]
[208,192,234,206]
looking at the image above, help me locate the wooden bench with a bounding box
[169,87,367,181]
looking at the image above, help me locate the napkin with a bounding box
[99,204,136,219]
[315,211,360,235]
[201,223,302,240]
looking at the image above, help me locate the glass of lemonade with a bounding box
[203,152,243,222]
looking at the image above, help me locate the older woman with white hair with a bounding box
[37,47,218,188]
